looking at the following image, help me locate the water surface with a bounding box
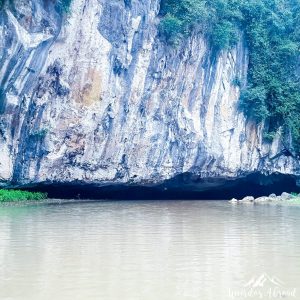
[0,200,300,300]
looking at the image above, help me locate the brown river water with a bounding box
[0,200,300,300]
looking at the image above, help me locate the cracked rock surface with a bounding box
[0,0,299,189]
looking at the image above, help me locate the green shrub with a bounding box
[57,0,72,13]
[158,14,183,44]
[159,0,208,43]
[0,189,47,202]
[239,86,269,121]
[29,128,48,140]
[232,76,242,87]
[263,132,276,143]
[210,20,238,50]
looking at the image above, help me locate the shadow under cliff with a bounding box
[23,172,300,200]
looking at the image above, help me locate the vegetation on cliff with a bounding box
[159,0,300,154]
[57,0,72,12]
[0,189,47,202]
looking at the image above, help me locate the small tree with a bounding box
[159,14,183,44]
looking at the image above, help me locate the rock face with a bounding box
[0,0,299,190]
[230,192,298,204]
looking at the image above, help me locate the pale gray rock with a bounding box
[229,198,238,203]
[241,196,255,202]
[0,0,299,189]
[254,196,271,202]
[281,192,292,200]
[269,193,277,198]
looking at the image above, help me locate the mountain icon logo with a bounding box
[242,273,285,288]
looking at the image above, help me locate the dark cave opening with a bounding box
[23,172,300,200]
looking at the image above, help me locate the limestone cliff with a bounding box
[0,0,299,191]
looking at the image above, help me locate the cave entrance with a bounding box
[23,172,300,200]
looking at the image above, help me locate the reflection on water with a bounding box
[0,200,300,300]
